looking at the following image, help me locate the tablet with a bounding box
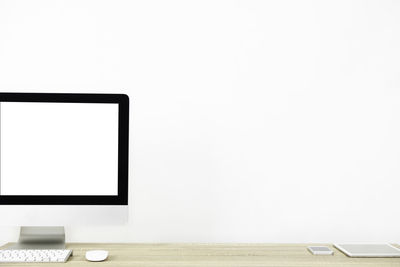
[334,244,400,257]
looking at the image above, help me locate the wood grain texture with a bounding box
[2,243,400,266]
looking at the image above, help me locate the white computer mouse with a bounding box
[85,250,109,262]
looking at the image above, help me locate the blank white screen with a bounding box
[0,102,119,195]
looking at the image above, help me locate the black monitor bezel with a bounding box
[0,93,129,205]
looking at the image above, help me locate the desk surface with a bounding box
[2,243,400,266]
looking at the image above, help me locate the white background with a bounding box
[0,0,400,245]
[0,102,118,195]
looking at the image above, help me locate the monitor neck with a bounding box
[11,226,65,249]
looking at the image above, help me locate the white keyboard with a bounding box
[0,249,72,263]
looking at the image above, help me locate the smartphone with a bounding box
[307,246,334,255]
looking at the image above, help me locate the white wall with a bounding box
[0,0,400,245]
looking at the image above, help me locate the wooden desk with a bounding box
[2,243,400,266]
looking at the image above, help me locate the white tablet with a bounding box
[334,244,400,257]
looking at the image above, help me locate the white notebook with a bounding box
[334,244,400,257]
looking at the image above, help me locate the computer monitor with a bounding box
[0,93,129,248]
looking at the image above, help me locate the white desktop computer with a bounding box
[0,93,129,251]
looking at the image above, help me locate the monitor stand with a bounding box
[11,227,65,249]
